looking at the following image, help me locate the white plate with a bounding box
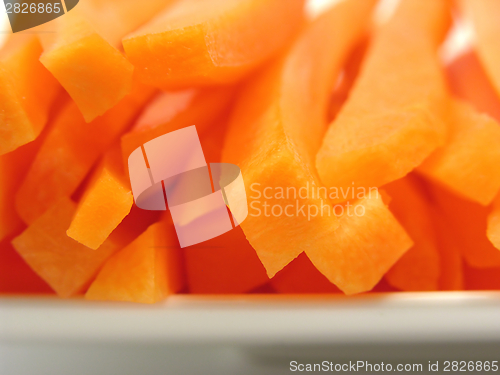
[2,293,500,375]
[2,292,500,344]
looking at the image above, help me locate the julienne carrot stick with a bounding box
[12,197,160,298]
[223,0,412,295]
[184,224,269,294]
[67,87,233,251]
[383,175,440,291]
[424,54,500,271]
[85,220,184,304]
[120,87,235,168]
[460,0,500,99]
[488,196,500,252]
[39,0,175,122]
[433,208,464,291]
[223,0,375,278]
[0,93,69,243]
[414,17,500,207]
[66,146,134,250]
[444,49,500,253]
[223,0,372,277]
[0,34,61,155]
[122,0,305,89]
[446,51,500,122]
[183,121,270,294]
[428,183,500,269]
[15,82,156,225]
[433,43,500,282]
[0,237,54,294]
[418,99,500,206]
[464,264,500,291]
[12,198,120,297]
[316,0,452,199]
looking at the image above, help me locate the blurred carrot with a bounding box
[0,93,68,242]
[86,221,184,304]
[121,87,235,169]
[12,197,159,297]
[445,50,500,251]
[0,34,61,155]
[460,0,500,99]
[464,264,500,291]
[487,196,500,251]
[433,209,464,291]
[418,99,500,206]
[12,198,122,297]
[184,225,269,294]
[0,237,53,295]
[428,183,500,268]
[123,0,305,88]
[328,37,369,122]
[446,51,500,122]
[271,253,342,294]
[384,175,440,291]
[183,122,269,294]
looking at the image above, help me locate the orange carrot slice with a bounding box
[444,51,500,253]
[0,34,60,155]
[384,175,440,291]
[123,0,305,89]
[433,208,463,290]
[15,82,155,224]
[270,253,341,294]
[0,94,68,242]
[487,196,500,251]
[86,221,184,303]
[223,0,378,278]
[464,264,500,291]
[66,146,133,250]
[316,0,451,197]
[185,226,268,294]
[11,198,159,298]
[183,123,269,294]
[460,0,500,98]
[429,183,500,268]
[39,0,173,122]
[306,193,412,295]
[11,198,120,297]
[198,119,230,166]
[447,51,500,122]
[0,144,40,243]
[445,51,500,252]
[328,38,368,123]
[370,279,401,293]
[0,238,53,295]
[121,86,234,166]
[418,99,500,206]
[71,87,233,250]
